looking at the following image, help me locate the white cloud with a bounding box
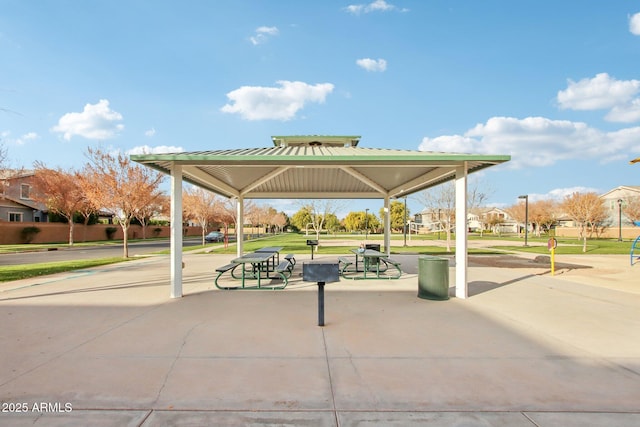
[557,73,640,111]
[144,127,156,137]
[529,186,601,202]
[0,131,39,146]
[16,132,38,145]
[356,58,387,72]
[418,116,640,169]
[249,26,279,45]
[126,145,184,155]
[345,0,407,14]
[630,12,640,35]
[51,99,124,141]
[605,98,640,123]
[220,80,334,121]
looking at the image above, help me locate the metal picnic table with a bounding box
[350,248,386,279]
[231,251,279,288]
[254,246,284,270]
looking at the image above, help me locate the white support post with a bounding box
[384,196,391,256]
[455,163,468,299]
[170,164,183,298]
[236,196,244,257]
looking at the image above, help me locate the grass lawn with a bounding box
[206,233,508,256]
[490,236,634,255]
[1,233,635,283]
[0,241,124,254]
[0,258,133,282]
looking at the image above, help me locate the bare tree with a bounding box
[528,199,558,237]
[272,211,287,233]
[506,201,527,237]
[416,179,491,249]
[183,186,218,245]
[486,214,506,236]
[31,163,89,245]
[296,199,343,246]
[217,198,256,244]
[623,196,640,225]
[0,140,7,169]
[468,181,492,237]
[81,147,164,258]
[416,182,455,251]
[133,195,166,239]
[561,192,607,252]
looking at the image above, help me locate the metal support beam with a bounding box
[241,166,289,195]
[170,164,183,298]
[236,195,244,257]
[183,166,238,198]
[343,167,387,195]
[455,163,468,299]
[384,196,391,256]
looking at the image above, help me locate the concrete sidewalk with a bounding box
[1,252,639,426]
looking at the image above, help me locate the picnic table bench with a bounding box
[340,248,402,280]
[214,247,294,290]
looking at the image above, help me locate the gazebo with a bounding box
[131,135,510,299]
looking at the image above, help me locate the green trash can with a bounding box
[418,256,450,300]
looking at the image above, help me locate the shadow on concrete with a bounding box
[461,274,539,297]
[1,254,639,425]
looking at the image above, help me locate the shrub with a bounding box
[21,226,41,244]
[105,227,118,240]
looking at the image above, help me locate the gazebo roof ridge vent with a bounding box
[271,135,361,147]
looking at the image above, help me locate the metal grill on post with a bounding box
[306,239,318,260]
[302,261,339,326]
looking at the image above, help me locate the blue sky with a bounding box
[1,0,640,216]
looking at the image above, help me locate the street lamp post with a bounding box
[618,199,623,241]
[518,195,529,247]
[365,208,369,241]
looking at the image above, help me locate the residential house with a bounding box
[0,170,48,222]
[413,207,520,234]
[600,185,640,227]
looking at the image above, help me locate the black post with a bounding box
[519,194,529,247]
[365,208,369,241]
[524,196,529,247]
[618,199,623,241]
[311,245,314,260]
[317,282,325,326]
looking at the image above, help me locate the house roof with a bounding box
[600,186,640,199]
[0,195,45,211]
[131,137,510,200]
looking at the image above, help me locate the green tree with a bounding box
[324,213,340,233]
[380,200,408,232]
[343,211,365,232]
[290,207,312,231]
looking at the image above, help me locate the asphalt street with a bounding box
[0,238,204,266]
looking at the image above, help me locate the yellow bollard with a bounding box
[548,237,557,276]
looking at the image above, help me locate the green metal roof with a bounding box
[131,140,510,200]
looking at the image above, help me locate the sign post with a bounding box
[548,236,558,276]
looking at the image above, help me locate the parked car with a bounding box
[204,231,224,242]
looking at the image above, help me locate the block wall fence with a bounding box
[0,222,208,245]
